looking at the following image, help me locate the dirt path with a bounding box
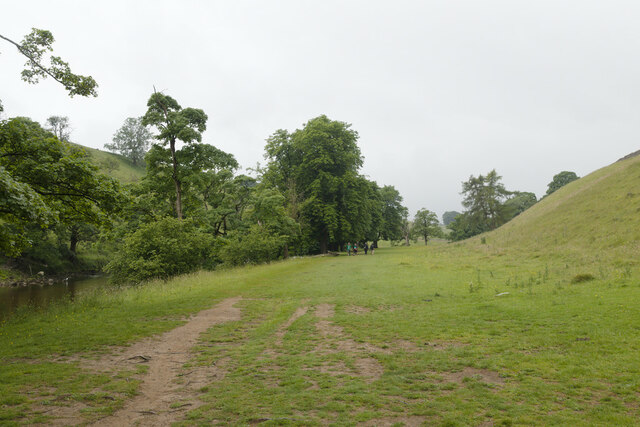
[89,296,242,427]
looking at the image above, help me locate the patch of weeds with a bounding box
[571,274,595,284]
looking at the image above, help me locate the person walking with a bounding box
[364,242,369,255]
[370,243,375,255]
[353,242,358,255]
[347,242,352,256]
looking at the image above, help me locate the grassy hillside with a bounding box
[463,154,640,270]
[74,143,145,184]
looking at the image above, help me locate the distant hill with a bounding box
[72,144,146,184]
[462,153,640,266]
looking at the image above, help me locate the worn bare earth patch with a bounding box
[49,296,243,427]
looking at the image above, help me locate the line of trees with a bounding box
[2,27,584,282]
[446,169,578,241]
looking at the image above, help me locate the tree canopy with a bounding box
[142,92,208,219]
[413,208,441,245]
[546,171,579,196]
[448,170,513,241]
[0,28,98,97]
[442,210,461,226]
[0,117,122,256]
[104,117,152,165]
[45,116,71,142]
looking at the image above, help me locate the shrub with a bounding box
[571,273,595,284]
[218,225,286,267]
[104,217,215,283]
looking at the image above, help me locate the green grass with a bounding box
[74,143,145,183]
[1,155,640,424]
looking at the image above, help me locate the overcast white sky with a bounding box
[2,1,640,218]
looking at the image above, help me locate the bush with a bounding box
[571,273,595,284]
[104,217,215,283]
[219,225,286,267]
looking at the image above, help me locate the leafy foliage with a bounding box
[442,210,461,226]
[218,225,287,266]
[378,185,407,242]
[503,191,537,219]
[104,217,216,283]
[45,116,71,142]
[546,171,579,196]
[413,208,441,245]
[104,117,152,165]
[447,170,514,241]
[0,117,123,257]
[262,115,395,253]
[142,92,208,219]
[0,28,98,97]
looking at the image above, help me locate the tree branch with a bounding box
[0,33,70,89]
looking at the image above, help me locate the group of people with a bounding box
[346,242,374,256]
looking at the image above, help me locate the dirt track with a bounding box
[88,297,242,426]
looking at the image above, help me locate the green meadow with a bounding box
[1,155,640,425]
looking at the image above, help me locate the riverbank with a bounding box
[0,260,103,288]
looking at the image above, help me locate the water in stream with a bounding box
[0,275,110,319]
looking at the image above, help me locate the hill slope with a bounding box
[463,153,640,267]
[74,143,145,184]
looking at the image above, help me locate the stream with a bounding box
[0,275,111,319]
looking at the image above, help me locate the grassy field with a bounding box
[1,155,639,425]
[1,241,639,425]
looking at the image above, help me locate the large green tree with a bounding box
[378,185,407,243]
[142,92,208,219]
[104,117,152,165]
[291,116,362,253]
[263,116,365,253]
[461,169,511,232]
[413,208,441,245]
[0,117,122,257]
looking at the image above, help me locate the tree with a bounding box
[400,214,412,246]
[0,117,122,257]
[461,169,511,232]
[104,117,152,165]
[413,209,441,245]
[442,211,461,226]
[45,115,71,142]
[142,92,207,220]
[0,28,98,97]
[503,191,537,219]
[447,212,485,242]
[378,185,407,242]
[263,116,364,253]
[546,171,579,196]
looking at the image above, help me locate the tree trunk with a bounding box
[69,227,79,255]
[69,225,79,262]
[319,232,328,254]
[404,233,410,246]
[283,244,289,259]
[170,137,183,220]
[424,234,428,245]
